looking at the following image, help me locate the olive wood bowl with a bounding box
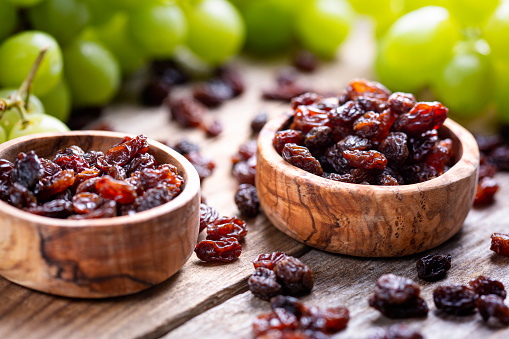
[0,131,200,298]
[256,113,479,257]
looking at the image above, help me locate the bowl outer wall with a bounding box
[256,113,479,257]
[0,131,201,298]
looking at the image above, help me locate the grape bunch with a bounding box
[361,0,509,123]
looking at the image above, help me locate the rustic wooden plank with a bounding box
[166,174,509,339]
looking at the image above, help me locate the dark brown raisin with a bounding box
[68,199,117,219]
[416,254,451,282]
[491,233,509,256]
[235,183,260,218]
[203,119,223,137]
[40,158,61,177]
[232,157,257,185]
[140,78,171,106]
[491,145,509,171]
[324,144,351,174]
[303,126,332,150]
[193,79,234,107]
[379,132,408,165]
[184,151,215,182]
[270,295,307,317]
[253,252,289,270]
[291,92,323,110]
[293,50,318,73]
[9,182,37,208]
[168,96,206,128]
[388,92,416,115]
[274,256,314,296]
[282,144,323,176]
[274,130,304,154]
[11,151,44,190]
[369,295,428,319]
[171,139,200,155]
[35,169,76,201]
[206,216,247,241]
[27,199,73,218]
[328,101,364,126]
[251,112,268,134]
[135,186,175,212]
[72,192,103,214]
[433,285,477,315]
[194,237,242,262]
[97,135,149,169]
[357,96,388,113]
[249,267,283,301]
[477,294,509,325]
[469,275,506,299]
[338,135,372,152]
[353,111,380,138]
[199,203,219,233]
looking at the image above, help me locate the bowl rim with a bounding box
[258,112,479,195]
[0,130,201,227]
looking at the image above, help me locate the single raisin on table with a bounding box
[249,267,283,301]
[274,256,314,296]
[234,183,260,218]
[368,274,428,319]
[491,233,509,256]
[469,275,507,299]
[477,295,509,325]
[433,285,478,316]
[416,254,451,282]
[194,237,242,262]
[251,112,268,134]
[474,177,499,206]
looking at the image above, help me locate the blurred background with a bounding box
[0,0,508,140]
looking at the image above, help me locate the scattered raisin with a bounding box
[469,276,506,299]
[199,203,219,233]
[140,78,170,106]
[253,252,289,270]
[274,256,314,296]
[433,285,477,315]
[416,254,451,282]
[206,216,248,241]
[194,237,242,262]
[249,267,283,301]
[168,97,206,128]
[490,233,509,256]
[234,183,260,218]
[193,79,234,107]
[293,50,318,73]
[477,294,509,325]
[251,112,268,134]
[474,177,499,206]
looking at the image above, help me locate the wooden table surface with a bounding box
[0,22,508,339]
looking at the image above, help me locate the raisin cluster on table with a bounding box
[273,79,454,185]
[0,135,185,219]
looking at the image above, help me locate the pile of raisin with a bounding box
[252,295,349,338]
[194,203,246,263]
[0,135,185,219]
[416,254,451,282]
[248,252,314,300]
[474,130,509,206]
[273,79,455,185]
[231,139,260,218]
[433,275,509,324]
[368,274,428,319]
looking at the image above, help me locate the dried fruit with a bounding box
[474,177,499,206]
[491,233,509,256]
[477,295,509,325]
[416,254,451,282]
[206,216,248,241]
[274,256,314,296]
[194,237,242,262]
[282,144,323,176]
[253,252,289,270]
[249,267,283,301]
[469,276,506,299]
[251,112,268,134]
[234,184,260,218]
[274,130,304,154]
[199,203,219,233]
[433,285,477,315]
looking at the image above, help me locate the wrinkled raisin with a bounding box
[253,252,289,270]
[253,308,299,337]
[184,151,216,182]
[416,254,451,282]
[394,102,448,135]
[274,256,314,296]
[290,106,330,134]
[194,237,242,262]
[293,50,318,73]
[168,97,206,128]
[193,79,234,107]
[274,130,304,154]
[303,126,332,150]
[347,79,391,101]
[328,101,364,126]
[199,203,219,233]
[251,112,268,134]
[433,285,477,315]
[282,144,323,176]
[95,176,137,204]
[234,184,259,218]
[9,182,37,208]
[140,78,170,106]
[27,199,73,218]
[343,150,387,170]
[232,157,257,185]
[72,192,103,214]
[206,216,247,241]
[491,233,509,256]
[477,295,509,325]
[36,169,75,201]
[379,132,409,164]
[69,199,117,219]
[203,120,223,137]
[353,111,380,139]
[11,151,44,190]
[490,145,509,170]
[388,92,416,115]
[474,177,499,207]
[469,275,506,299]
[249,267,283,301]
[299,306,349,333]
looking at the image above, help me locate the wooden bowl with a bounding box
[256,113,479,257]
[0,131,200,298]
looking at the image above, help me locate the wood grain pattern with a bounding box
[257,113,479,257]
[0,131,201,298]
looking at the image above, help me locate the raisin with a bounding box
[233,139,258,164]
[282,144,323,176]
[232,157,257,185]
[203,119,223,137]
[293,50,318,73]
[379,132,409,165]
[270,295,307,317]
[373,110,396,142]
[491,233,509,256]
[401,163,439,184]
[72,192,103,214]
[35,169,76,201]
[337,135,372,152]
[353,111,380,138]
[474,177,499,206]
[274,256,314,296]
[68,200,117,219]
[140,78,171,106]
[76,177,101,194]
[95,176,137,204]
[206,216,247,241]
[477,295,509,325]
[274,130,304,154]
[290,106,329,134]
[251,112,268,134]
[323,172,356,183]
[194,237,242,262]
[388,92,416,115]
[98,135,149,169]
[168,96,206,128]
[151,59,189,84]
[235,184,260,218]
[393,102,448,135]
[299,306,349,333]
[469,276,506,299]
[347,79,391,101]
[40,158,62,177]
[425,142,452,175]
[11,151,44,190]
[490,145,509,171]
[83,150,104,167]
[253,252,289,270]
[193,79,234,107]
[377,173,399,186]
[8,182,37,208]
[184,151,215,182]
[27,199,73,218]
[433,285,477,315]
[369,274,428,319]
[343,150,387,170]
[249,267,283,301]
[357,96,388,113]
[253,308,299,337]
[199,203,219,233]
[291,93,323,110]
[328,101,364,126]
[136,186,176,212]
[171,139,200,155]
[263,70,309,102]
[124,153,157,177]
[408,129,438,162]
[139,165,183,191]
[416,254,451,282]
[324,144,351,174]
[303,126,332,150]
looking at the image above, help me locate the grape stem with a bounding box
[0,47,49,123]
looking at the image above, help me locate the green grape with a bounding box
[0,88,45,135]
[128,2,187,58]
[85,0,116,26]
[63,39,120,107]
[403,0,445,13]
[493,59,509,123]
[4,0,43,7]
[0,0,18,42]
[375,6,459,93]
[103,0,159,11]
[38,80,71,122]
[0,31,63,96]
[431,39,493,119]
[0,125,6,144]
[444,0,498,28]
[241,0,295,54]
[28,0,90,46]
[485,1,509,61]
[185,0,245,65]
[87,13,146,75]
[294,0,355,59]
[9,113,69,140]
